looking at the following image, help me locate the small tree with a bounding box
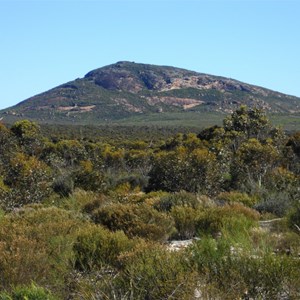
[232,138,279,191]
[2,153,52,209]
[11,120,44,156]
[223,105,271,140]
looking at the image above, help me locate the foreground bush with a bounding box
[0,206,83,296]
[191,237,300,299]
[116,243,198,300]
[73,224,136,271]
[0,283,57,300]
[72,243,197,299]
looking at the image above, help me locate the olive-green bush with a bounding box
[117,243,198,300]
[171,206,201,239]
[217,191,258,207]
[196,203,259,237]
[91,202,175,241]
[0,283,57,300]
[73,224,136,271]
[155,190,200,212]
[0,206,83,296]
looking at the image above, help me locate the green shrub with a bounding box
[270,231,300,256]
[2,153,52,209]
[0,206,83,294]
[81,193,110,214]
[0,283,57,300]
[52,175,74,197]
[171,206,201,239]
[217,191,258,207]
[196,203,259,237]
[112,173,148,190]
[68,269,121,299]
[155,191,200,212]
[72,242,198,300]
[73,224,136,271]
[91,202,175,241]
[117,243,198,300]
[48,189,105,213]
[127,190,168,207]
[191,237,300,299]
[74,160,106,192]
[196,208,224,236]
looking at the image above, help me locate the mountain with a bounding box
[1,61,300,125]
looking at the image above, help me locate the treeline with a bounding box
[39,123,200,143]
[0,106,299,299]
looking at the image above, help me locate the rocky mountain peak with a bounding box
[1,62,300,124]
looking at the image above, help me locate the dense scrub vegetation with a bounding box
[0,106,299,299]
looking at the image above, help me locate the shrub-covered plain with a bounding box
[0,106,299,299]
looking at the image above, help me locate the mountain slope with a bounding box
[1,61,300,124]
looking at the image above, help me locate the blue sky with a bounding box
[0,0,299,110]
